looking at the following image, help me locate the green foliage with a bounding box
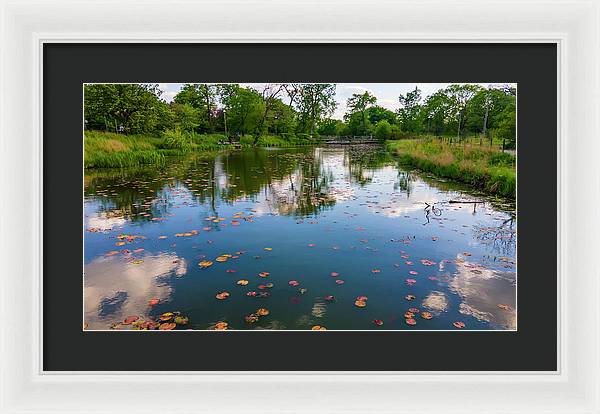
[84,84,171,135]
[345,91,377,135]
[367,106,397,125]
[386,139,515,198]
[398,86,423,133]
[294,84,337,135]
[161,129,192,152]
[171,103,200,132]
[374,120,392,142]
[173,84,218,132]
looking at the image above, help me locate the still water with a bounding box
[84,146,516,330]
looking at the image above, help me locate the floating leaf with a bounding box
[158,235,168,239]
[371,269,381,273]
[237,279,249,286]
[214,322,228,330]
[405,261,413,265]
[159,322,176,330]
[311,325,327,330]
[159,312,174,321]
[497,304,511,311]
[354,300,367,308]
[226,269,237,273]
[245,314,259,323]
[453,321,466,329]
[148,298,159,306]
[256,308,270,316]
[431,236,439,241]
[405,318,417,326]
[215,291,230,300]
[258,271,270,278]
[215,256,228,262]
[246,291,257,297]
[324,295,335,301]
[406,279,417,285]
[123,315,139,325]
[421,312,433,320]
[330,272,339,277]
[405,294,416,301]
[116,241,126,246]
[138,321,156,330]
[462,252,472,257]
[335,279,344,285]
[372,319,384,326]
[420,259,436,266]
[133,248,145,253]
[404,311,415,319]
[174,316,188,325]
[288,280,300,286]
[409,270,418,275]
[409,307,420,313]
[132,259,144,265]
[307,244,316,247]
[263,247,273,251]
[356,296,368,301]
[198,260,213,268]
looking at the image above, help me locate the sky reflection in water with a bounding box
[84,146,516,330]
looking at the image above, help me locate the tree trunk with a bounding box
[456,112,462,142]
[481,103,489,146]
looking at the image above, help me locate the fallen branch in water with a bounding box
[448,200,484,204]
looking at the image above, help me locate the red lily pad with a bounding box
[122,315,139,325]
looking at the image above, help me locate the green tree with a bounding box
[294,84,337,136]
[443,84,482,140]
[173,84,218,132]
[374,120,392,142]
[84,83,170,134]
[345,91,377,136]
[171,103,200,132]
[367,106,397,125]
[398,86,423,133]
[421,91,451,136]
[219,85,264,137]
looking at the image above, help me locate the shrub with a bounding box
[374,120,392,142]
[162,129,192,152]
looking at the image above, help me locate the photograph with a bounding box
[83,82,517,331]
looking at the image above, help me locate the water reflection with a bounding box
[84,253,187,329]
[84,146,517,330]
[449,259,516,330]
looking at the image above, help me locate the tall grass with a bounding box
[84,130,319,168]
[386,139,516,198]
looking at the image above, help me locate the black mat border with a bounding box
[44,43,557,371]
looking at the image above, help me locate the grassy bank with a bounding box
[84,131,317,168]
[386,139,516,198]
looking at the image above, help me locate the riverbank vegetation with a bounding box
[386,139,516,198]
[84,83,516,188]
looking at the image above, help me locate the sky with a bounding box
[157,83,514,120]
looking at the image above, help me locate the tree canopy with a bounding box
[84,83,516,148]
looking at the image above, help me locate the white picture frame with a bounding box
[1,0,598,413]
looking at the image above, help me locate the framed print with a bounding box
[1,0,599,413]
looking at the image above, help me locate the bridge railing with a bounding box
[318,135,378,142]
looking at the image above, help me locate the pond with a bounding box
[84,145,516,331]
